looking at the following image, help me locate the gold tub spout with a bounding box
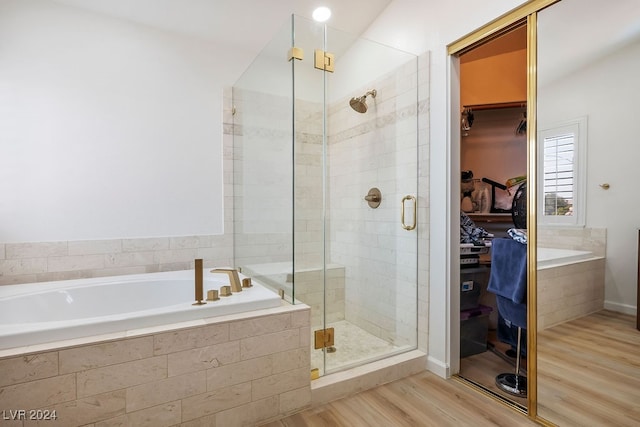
[211,268,242,293]
[193,259,206,305]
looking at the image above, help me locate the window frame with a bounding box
[537,116,587,227]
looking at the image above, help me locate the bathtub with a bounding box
[0,269,282,350]
[536,247,605,329]
[241,262,346,325]
[537,247,597,268]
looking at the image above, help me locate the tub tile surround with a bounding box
[537,227,606,330]
[0,305,311,427]
[0,235,234,286]
[538,258,605,330]
[537,226,606,257]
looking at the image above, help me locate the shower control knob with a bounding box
[364,188,382,208]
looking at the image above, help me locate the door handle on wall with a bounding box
[401,195,417,230]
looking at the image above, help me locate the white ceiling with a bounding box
[52,0,392,53]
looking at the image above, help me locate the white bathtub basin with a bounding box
[537,247,598,269]
[0,269,281,350]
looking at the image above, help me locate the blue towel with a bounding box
[487,238,527,304]
[496,295,527,329]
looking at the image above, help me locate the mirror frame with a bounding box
[448,0,560,423]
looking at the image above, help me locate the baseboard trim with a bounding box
[426,355,449,378]
[604,300,637,316]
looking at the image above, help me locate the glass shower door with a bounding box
[234,14,419,379]
[292,15,419,376]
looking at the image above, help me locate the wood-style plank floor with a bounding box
[459,331,528,407]
[537,310,640,427]
[264,310,640,427]
[261,371,538,427]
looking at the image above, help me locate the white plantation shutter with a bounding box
[538,117,587,226]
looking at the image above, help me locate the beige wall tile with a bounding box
[251,367,309,401]
[110,401,181,427]
[290,309,310,328]
[178,414,216,427]
[206,355,272,390]
[0,258,48,275]
[48,255,105,273]
[215,395,279,427]
[271,348,310,375]
[0,243,5,260]
[126,371,206,412]
[153,249,197,264]
[25,390,126,427]
[170,236,213,249]
[168,341,240,377]
[5,242,67,259]
[181,383,251,423]
[279,385,311,415]
[299,326,310,348]
[60,337,154,374]
[68,240,122,256]
[0,352,58,387]
[0,373,76,410]
[95,415,128,427]
[154,324,229,355]
[77,356,166,398]
[229,313,292,340]
[103,252,154,268]
[240,329,300,361]
[122,238,169,252]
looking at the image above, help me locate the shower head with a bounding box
[349,89,377,113]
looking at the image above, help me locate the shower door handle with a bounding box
[401,195,417,230]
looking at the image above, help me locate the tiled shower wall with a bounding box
[327,55,428,347]
[230,54,430,351]
[230,89,325,268]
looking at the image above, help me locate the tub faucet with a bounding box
[211,268,242,293]
[193,259,206,305]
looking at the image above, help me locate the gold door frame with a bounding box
[447,0,559,423]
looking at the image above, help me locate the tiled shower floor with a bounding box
[310,320,400,374]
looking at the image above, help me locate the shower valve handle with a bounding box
[364,188,382,208]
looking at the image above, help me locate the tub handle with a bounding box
[210,268,242,293]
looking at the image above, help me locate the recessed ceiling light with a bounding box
[312,6,331,23]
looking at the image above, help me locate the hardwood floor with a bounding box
[264,310,640,427]
[537,310,640,427]
[459,332,528,407]
[261,371,537,427]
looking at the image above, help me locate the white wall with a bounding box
[0,0,253,242]
[363,0,529,375]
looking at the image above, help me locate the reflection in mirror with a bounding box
[536,0,640,425]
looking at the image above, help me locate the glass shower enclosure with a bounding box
[232,15,419,377]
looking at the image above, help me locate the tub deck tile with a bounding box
[167,341,240,377]
[0,351,58,387]
[0,373,76,411]
[153,323,230,356]
[24,390,126,427]
[126,371,206,412]
[215,395,279,427]
[76,355,167,398]
[59,337,154,374]
[181,382,252,423]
